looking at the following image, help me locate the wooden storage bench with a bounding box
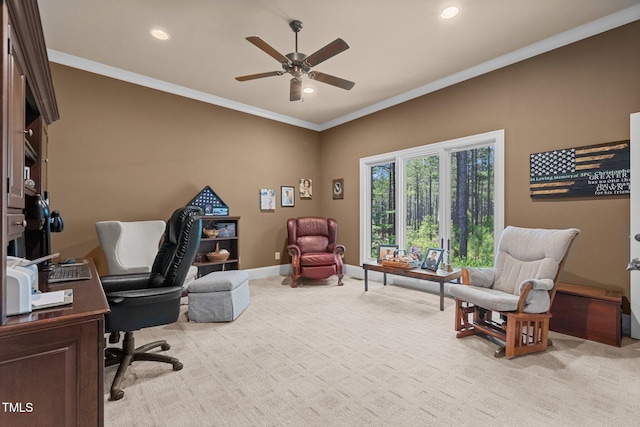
[550,283,622,347]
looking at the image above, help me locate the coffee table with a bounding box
[362,262,462,311]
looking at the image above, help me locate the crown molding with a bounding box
[319,4,640,131]
[47,50,322,131]
[47,4,640,132]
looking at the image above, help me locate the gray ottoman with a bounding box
[188,270,250,322]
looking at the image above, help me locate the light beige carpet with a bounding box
[104,276,640,427]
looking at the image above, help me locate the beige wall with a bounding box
[320,21,640,296]
[48,21,640,296]
[48,66,321,269]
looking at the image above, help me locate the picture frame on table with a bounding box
[421,248,443,271]
[216,222,236,237]
[377,244,399,262]
[409,246,423,261]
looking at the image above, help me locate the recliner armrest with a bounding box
[287,244,301,258]
[327,243,345,256]
[101,273,152,293]
[518,278,554,293]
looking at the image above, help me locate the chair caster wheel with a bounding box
[161,343,171,351]
[110,389,124,401]
[494,347,506,358]
[173,362,183,371]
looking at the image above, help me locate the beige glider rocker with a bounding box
[448,226,579,358]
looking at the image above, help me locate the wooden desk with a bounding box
[0,260,109,427]
[362,263,462,311]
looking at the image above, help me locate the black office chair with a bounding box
[101,207,202,401]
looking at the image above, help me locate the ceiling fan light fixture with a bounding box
[150,28,170,40]
[440,6,460,20]
[236,20,354,101]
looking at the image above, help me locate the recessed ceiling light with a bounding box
[150,28,170,40]
[303,87,314,94]
[440,6,460,20]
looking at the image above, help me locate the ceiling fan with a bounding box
[235,20,355,101]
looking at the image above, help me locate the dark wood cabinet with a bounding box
[193,216,240,276]
[25,116,48,195]
[0,2,105,427]
[0,262,108,427]
[7,22,26,211]
[1,0,59,323]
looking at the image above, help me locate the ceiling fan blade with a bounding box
[309,71,355,90]
[304,38,349,67]
[290,78,302,101]
[246,36,289,63]
[235,71,283,81]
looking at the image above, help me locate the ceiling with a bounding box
[38,0,640,131]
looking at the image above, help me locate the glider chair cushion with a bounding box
[449,226,579,359]
[287,217,346,287]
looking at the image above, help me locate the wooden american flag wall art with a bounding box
[529,140,630,198]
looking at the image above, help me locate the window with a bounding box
[360,130,504,267]
[370,163,396,257]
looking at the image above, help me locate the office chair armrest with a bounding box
[105,286,183,305]
[100,273,152,293]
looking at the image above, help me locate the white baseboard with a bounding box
[245,263,362,280]
[244,263,451,299]
[244,264,292,280]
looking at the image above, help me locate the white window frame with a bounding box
[359,129,505,265]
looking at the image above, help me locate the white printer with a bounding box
[6,256,39,315]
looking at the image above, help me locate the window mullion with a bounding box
[439,149,451,249]
[397,156,407,251]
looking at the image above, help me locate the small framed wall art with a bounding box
[281,186,295,207]
[299,178,312,199]
[260,188,276,211]
[333,178,344,199]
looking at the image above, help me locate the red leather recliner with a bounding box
[287,217,345,288]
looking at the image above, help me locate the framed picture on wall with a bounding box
[333,178,344,199]
[281,186,295,207]
[299,178,312,199]
[260,188,276,211]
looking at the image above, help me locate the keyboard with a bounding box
[48,264,92,283]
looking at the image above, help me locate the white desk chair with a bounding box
[95,220,198,288]
[96,220,166,275]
